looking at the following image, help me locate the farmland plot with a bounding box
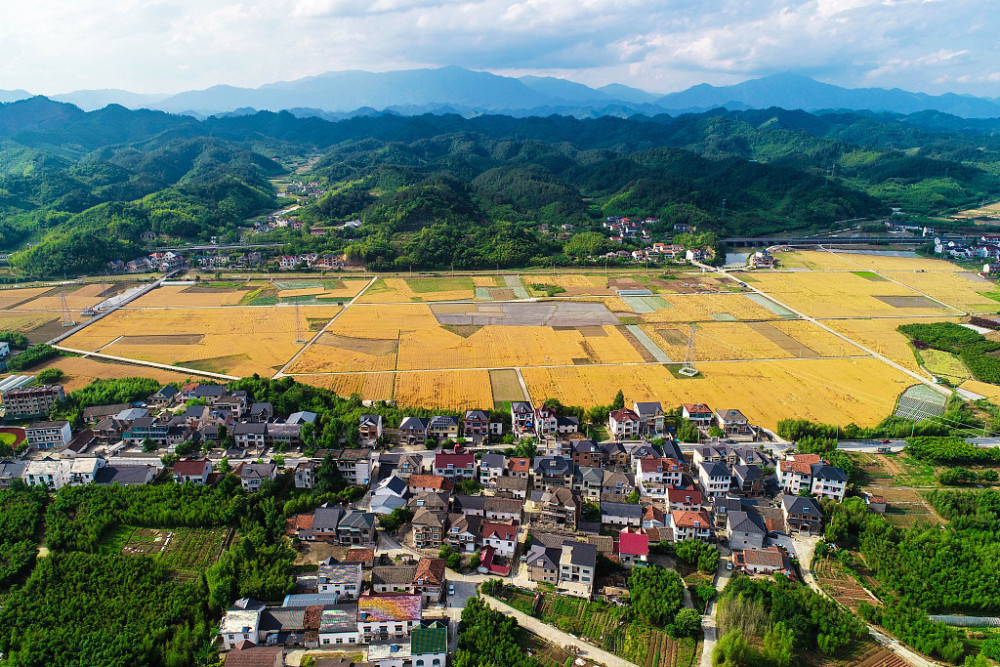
[393,370,493,410]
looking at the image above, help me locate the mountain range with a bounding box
[2,67,1000,119]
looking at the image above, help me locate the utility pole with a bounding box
[720,198,726,220]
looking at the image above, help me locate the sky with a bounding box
[0,0,997,97]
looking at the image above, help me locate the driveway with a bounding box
[699,547,733,667]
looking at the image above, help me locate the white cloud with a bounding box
[0,0,996,97]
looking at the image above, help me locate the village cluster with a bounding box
[0,374,866,667]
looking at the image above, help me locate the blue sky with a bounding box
[0,0,996,96]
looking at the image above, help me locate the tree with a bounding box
[713,630,752,667]
[379,508,413,532]
[762,622,795,667]
[673,608,702,637]
[315,454,346,494]
[629,565,685,626]
[36,368,64,383]
[611,390,625,411]
[141,438,157,453]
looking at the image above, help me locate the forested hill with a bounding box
[1,96,999,277]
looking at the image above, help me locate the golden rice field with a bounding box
[639,320,863,362]
[748,271,958,318]
[294,372,396,401]
[524,274,613,295]
[275,278,370,300]
[636,293,783,322]
[21,356,195,392]
[289,333,398,373]
[127,285,247,308]
[959,380,1000,403]
[357,277,475,303]
[837,252,966,273]
[11,283,107,312]
[824,317,962,374]
[881,270,999,313]
[0,312,59,333]
[393,370,494,410]
[522,357,914,430]
[396,325,645,371]
[770,250,866,271]
[472,276,497,287]
[62,305,340,377]
[952,200,1000,220]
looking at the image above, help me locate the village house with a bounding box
[317,561,364,600]
[25,421,73,450]
[601,501,642,529]
[462,410,491,438]
[478,453,506,486]
[715,409,752,435]
[681,403,714,427]
[411,557,447,605]
[781,494,822,533]
[357,595,422,642]
[699,461,732,498]
[241,462,277,492]
[632,401,665,435]
[481,521,518,557]
[427,416,460,442]
[173,459,212,485]
[732,465,763,496]
[668,509,713,542]
[636,457,683,498]
[411,508,445,549]
[573,466,604,499]
[445,513,481,552]
[667,486,703,511]
[359,415,383,442]
[726,510,768,550]
[618,530,649,569]
[608,408,641,440]
[734,545,793,576]
[432,452,475,479]
[399,417,429,446]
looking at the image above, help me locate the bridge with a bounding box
[721,236,969,247]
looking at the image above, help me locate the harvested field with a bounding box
[636,293,784,323]
[0,312,60,335]
[830,638,908,667]
[637,321,853,362]
[397,324,645,370]
[276,278,369,301]
[11,283,107,313]
[19,355,195,392]
[63,305,340,377]
[393,370,493,410]
[525,274,611,296]
[0,287,55,309]
[833,252,966,273]
[330,304,439,338]
[488,288,515,300]
[489,369,526,404]
[357,277,474,303]
[522,357,912,430]
[881,270,1000,313]
[959,379,1000,402]
[294,372,396,400]
[881,486,945,527]
[119,334,205,345]
[127,285,247,308]
[750,271,954,318]
[288,333,398,373]
[430,301,619,327]
[472,276,497,287]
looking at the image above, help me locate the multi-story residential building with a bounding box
[558,541,597,597]
[399,417,429,445]
[601,470,634,496]
[357,595,422,642]
[698,461,732,498]
[462,410,491,437]
[572,466,604,499]
[507,457,531,478]
[732,464,763,496]
[411,557,447,605]
[781,494,822,533]
[715,409,752,435]
[233,422,267,451]
[531,456,573,487]
[726,510,767,550]
[666,486,704,511]
[335,448,373,486]
[172,459,212,485]
[484,497,523,522]
[632,401,664,436]
[570,439,602,468]
[811,465,848,501]
[532,405,558,437]
[427,416,460,442]
[601,501,642,529]
[240,462,277,492]
[445,513,481,553]
[337,510,377,546]
[433,452,475,479]
[411,508,445,549]
[359,414,383,441]
[635,457,683,498]
[608,408,641,440]
[25,421,73,450]
[681,403,713,426]
[481,521,518,557]
[317,561,364,600]
[510,402,534,433]
[2,384,65,418]
[295,460,318,489]
[668,509,713,541]
[618,530,649,569]
[478,453,506,486]
[23,458,70,489]
[530,486,579,530]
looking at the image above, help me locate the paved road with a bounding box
[482,595,640,667]
[699,547,733,667]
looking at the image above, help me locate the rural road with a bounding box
[793,534,935,667]
[698,547,733,667]
[482,595,641,667]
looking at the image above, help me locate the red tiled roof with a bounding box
[413,557,446,586]
[790,453,823,464]
[286,514,314,533]
[742,546,789,569]
[780,460,813,475]
[609,408,640,423]
[682,403,712,414]
[666,486,703,505]
[482,521,518,542]
[619,530,649,556]
[639,457,681,473]
[435,453,474,468]
[345,548,376,563]
[643,505,665,522]
[172,459,209,476]
[408,474,455,491]
[671,509,711,529]
[508,457,530,473]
